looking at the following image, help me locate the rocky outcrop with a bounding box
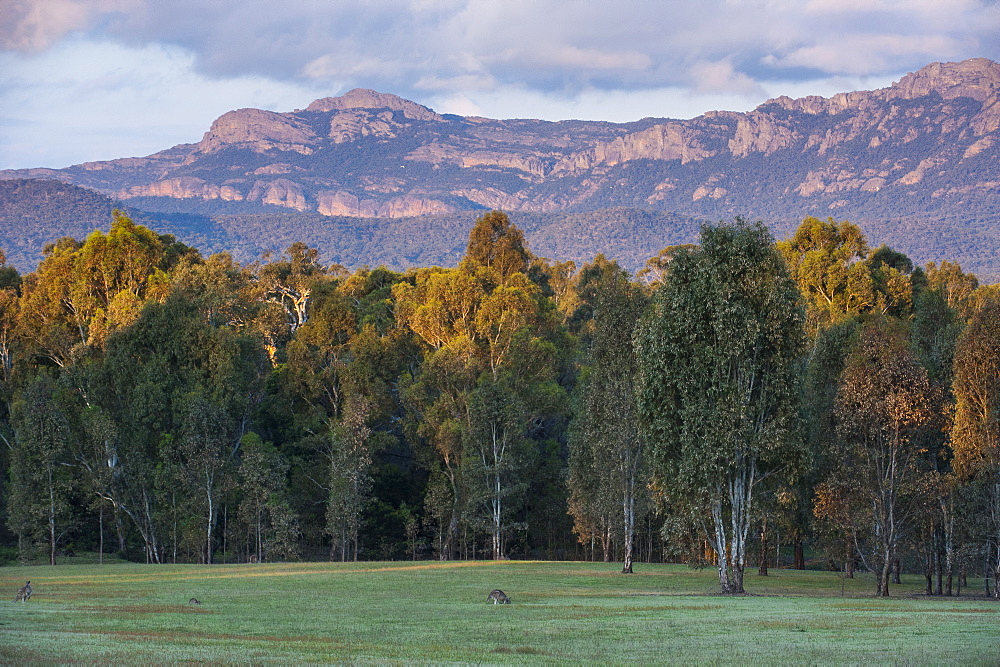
[453,187,525,210]
[252,163,304,175]
[887,58,1000,103]
[198,108,320,154]
[727,112,801,157]
[328,110,401,143]
[306,89,443,121]
[120,177,244,201]
[247,179,308,210]
[555,122,721,173]
[316,190,454,217]
[459,153,550,177]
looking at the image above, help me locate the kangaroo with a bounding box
[248,554,258,564]
[487,589,511,604]
[188,598,201,605]
[14,581,31,602]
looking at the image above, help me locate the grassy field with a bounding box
[0,559,997,664]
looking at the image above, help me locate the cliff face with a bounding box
[2,59,998,225]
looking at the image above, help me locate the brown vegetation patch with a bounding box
[78,604,213,615]
[494,646,546,655]
[71,628,339,645]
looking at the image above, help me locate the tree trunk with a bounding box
[730,560,746,594]
[622,477,635,574]
[492,460,503,560]
[844,536,854,578]
[443,508,458,561]
[924,550,933,595]
[892,558,901,585]
[758,517,768,577]
[115,510,127,559]
[205,473,215,564]
[985,547,993,597]
[711,498,731,592]
[877,542,893,596]
[793,539,805,570]
[942,496,956,597]
[48,466,57,566]
[931,524,942,595]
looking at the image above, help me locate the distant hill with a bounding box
[0,179,706,274]
[2,58,1000,279]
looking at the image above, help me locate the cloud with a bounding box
[689,60,766,96]
[4,1,998,93]
[1,0,999,167]
[0,37,332,169]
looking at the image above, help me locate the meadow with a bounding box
[1,559,997,664]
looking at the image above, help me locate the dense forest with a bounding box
[1,209,998,598]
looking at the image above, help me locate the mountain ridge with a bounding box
[2,58,999,278]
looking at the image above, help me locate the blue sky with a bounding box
[2,0,999,169]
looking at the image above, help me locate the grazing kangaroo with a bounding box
[14,581,31,602]
[188,598,201,605]
[487,589,511,604]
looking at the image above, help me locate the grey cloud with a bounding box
[3,0,999,99]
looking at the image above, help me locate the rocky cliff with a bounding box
[2,59,999,276]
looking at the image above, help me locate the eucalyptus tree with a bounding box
[776,217,868,331]
[951,296,1000,597]
[778,217,919,334]
[396,211,563,559]
[7,375,75,564]
[804,320,862,574]
[324,395,373,561]
[835,318,936,596]
[567,255,649,572]
[0,249,20,452]
[636,244,699,288]
[257,242,338,334]
[95,293,269,563]
[237,433,293,563]
[909,268,976,593]
[637,221,805,594]
[176,388,232,564]
[16,212,181,366]
[463,210,532,282]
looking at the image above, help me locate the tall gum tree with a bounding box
[395,211,557,560]
[637,221,805,594]
[567,255,649,572]
[951,296,1000,597]
[835,317,935,596]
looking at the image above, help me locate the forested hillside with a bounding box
[1,210,998,598]
[0,179,706,275]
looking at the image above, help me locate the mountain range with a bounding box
[2,58,999,279]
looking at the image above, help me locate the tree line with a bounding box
[1,210,998,598]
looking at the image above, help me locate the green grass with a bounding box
[0,560,996,664]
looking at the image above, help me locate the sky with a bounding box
[2,0,999,170]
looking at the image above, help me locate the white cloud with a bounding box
[0,37,332,169]
[1,0,999,168]
[689,60,766,96]
[0,0,137,52]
